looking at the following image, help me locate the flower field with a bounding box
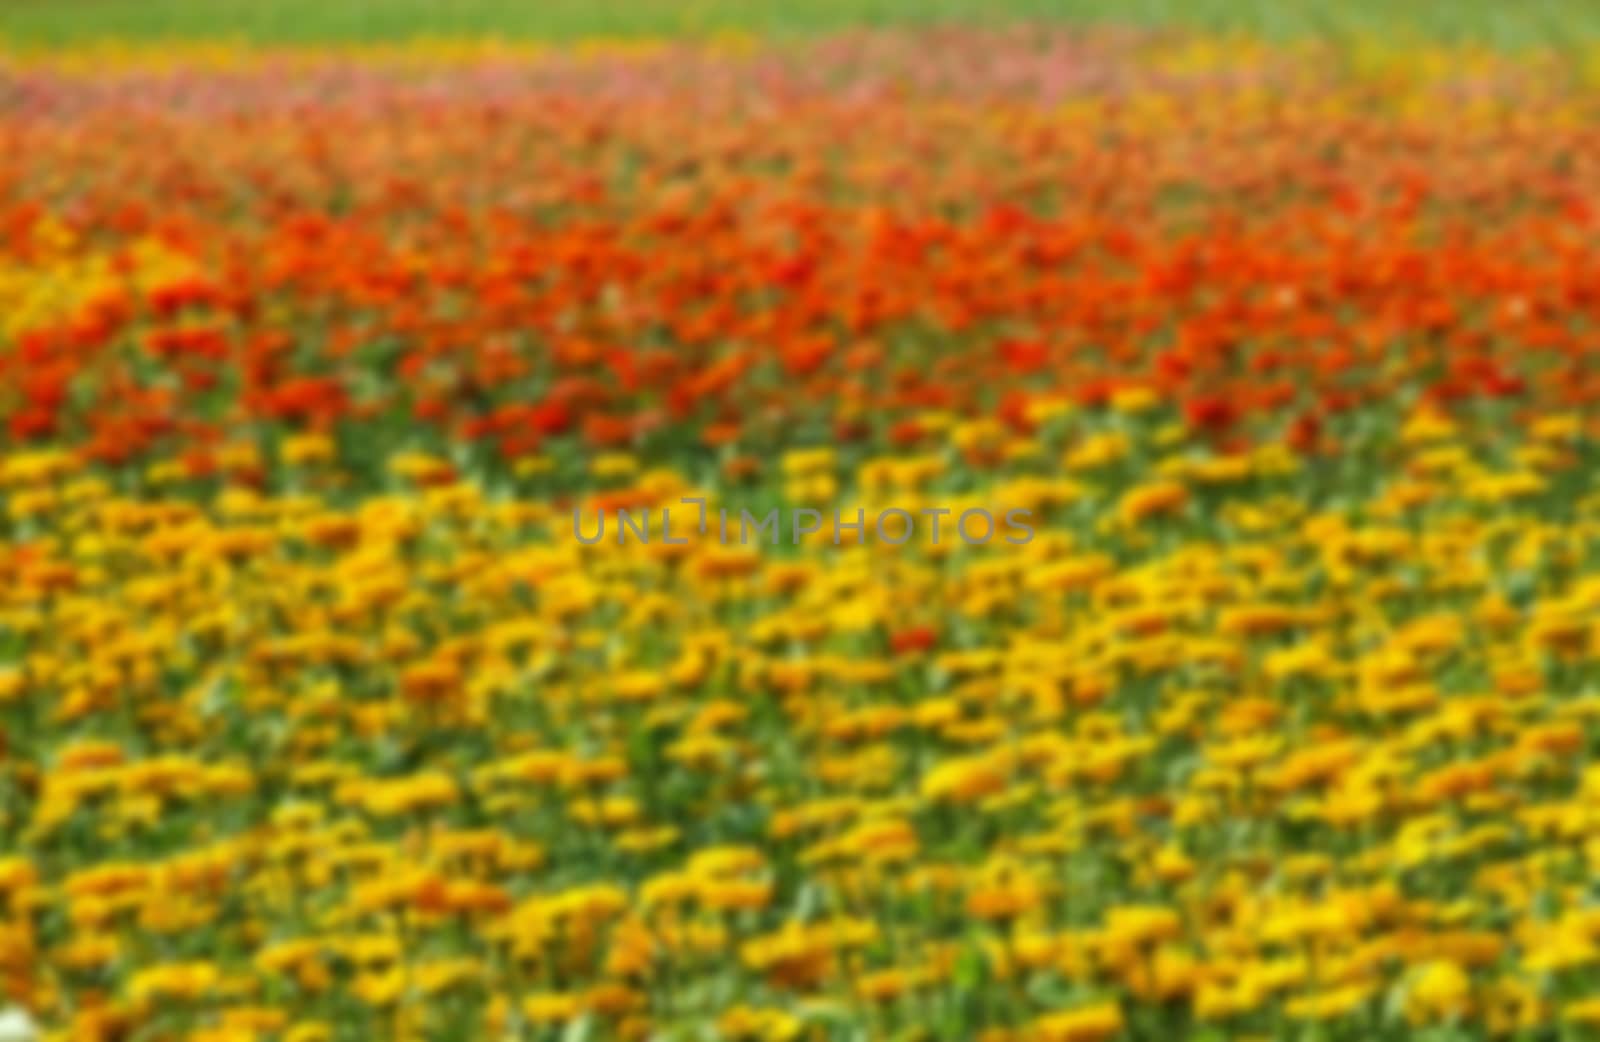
[5,19,1600,1042]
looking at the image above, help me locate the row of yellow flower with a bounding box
[2,400,1599,1039]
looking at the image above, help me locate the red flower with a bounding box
[999,338,1048,376]
[8,409,56,441]
[1287,412,1322,453]
[528,400,573,437]
[890,626,938,655]
[889,418,924,447]
[1184,395,1238,433]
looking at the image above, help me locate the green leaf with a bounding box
[560,1013,595,1042]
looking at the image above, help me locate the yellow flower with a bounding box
[283,1024,333,1042]
[282,434,336,467]
[717,1005,803,1041]
[1284,982,1375,1021]
[523,991,582,1024]
[1111,387,1159,414]
[965,865,1051,922]
[590,453,640,479]
[1405,960,1472,1025]
[1104,905,1183,950]
[920,756,1008,804]
[127,961,220,1006]
[1066,433,1129,471]
[1027,1000,1125,1042]
[1117,481,1189,526]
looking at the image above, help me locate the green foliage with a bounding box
[0,0,1591,48]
